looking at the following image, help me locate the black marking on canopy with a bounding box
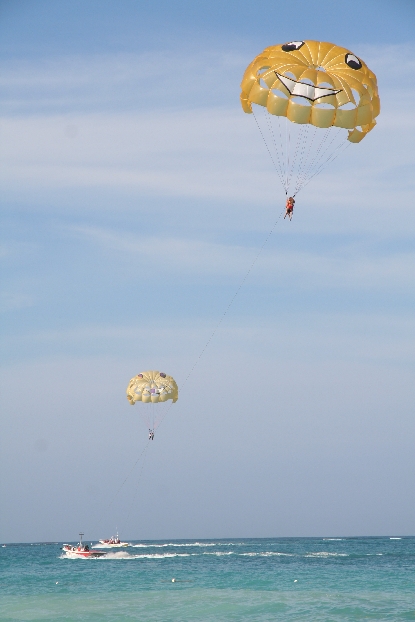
[274,72,341,102]
[345,53,362,70]
[282,41,305,52]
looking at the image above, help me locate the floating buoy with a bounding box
[294,580,298,583]
[172,578,176,583]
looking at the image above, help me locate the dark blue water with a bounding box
[1,537,414,620]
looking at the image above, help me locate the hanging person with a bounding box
[284,196,295,220]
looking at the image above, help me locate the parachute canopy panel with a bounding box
[127,371,178,405]
[240,40,380,142]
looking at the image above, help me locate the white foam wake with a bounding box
[131,542,240,548]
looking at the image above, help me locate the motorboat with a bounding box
[62,533,106,558]
[98,532,129,547]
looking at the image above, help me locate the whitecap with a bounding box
[365,553,383,556]
[239,551,293,557]
[203,551,234,556]
[305,552,348,558]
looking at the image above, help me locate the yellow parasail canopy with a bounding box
[127,370,178,405]
[241,40,380,143]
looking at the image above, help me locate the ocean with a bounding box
[1,537,414,621]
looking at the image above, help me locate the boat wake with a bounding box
[131,542,241,548]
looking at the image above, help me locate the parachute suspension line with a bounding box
[297,128,331,193]
[252,108,352,199]
[144,403,150,431]
[277,116,287,194]
[264,110,285,189]
[293,124,315,197]
[294,125,316,196]
[285,118,290,193]
[298,141,351,195]
[300,128,351,197]
[153,401,163,432]
[316,128,347,169]
[252,107,282,184]
[295,128,346,196]
[286,122,306,193]
[143,402,154,433]
[312,127,340,170]
[151,399,174,435]
[293,127,332,196]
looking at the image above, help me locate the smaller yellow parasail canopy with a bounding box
[241,40,380,143]
[127,371,178,405]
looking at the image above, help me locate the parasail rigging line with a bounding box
[253,107,286,193]
[95,139,343,531]
[97,38,382,534]
[123,442,150,526]
[264,108,285,189]
[285,115,290,192]
[184,209,285,388]
[294,127,341,195]
[156,208,286,433]
[294,126,331,195]
[293,123,315,196]
[94,439,150,533]
[277,116,286,188]
[101,128,344,527]
[297,140,351,196]
[286,120,306,193]
[253,104,354,200]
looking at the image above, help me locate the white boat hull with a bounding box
[97,541,129,548]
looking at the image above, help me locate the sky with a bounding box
[1,0,415,543]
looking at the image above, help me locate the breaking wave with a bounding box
[305,552,348,558]
[240,552,294,557]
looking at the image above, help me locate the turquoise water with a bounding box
[1,537,414,621]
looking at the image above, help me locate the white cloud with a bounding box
[0,108,262,200]
[0,244,11,259]
[1,105,413,220]
[0,50,244,114]
[1,45,414,216]
[66,224,415,290]
[2,308,415,374]
[0,291,34,312]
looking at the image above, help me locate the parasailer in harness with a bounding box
[126,371,179,439]
[284,196,295,220]
[240,41,380,207]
